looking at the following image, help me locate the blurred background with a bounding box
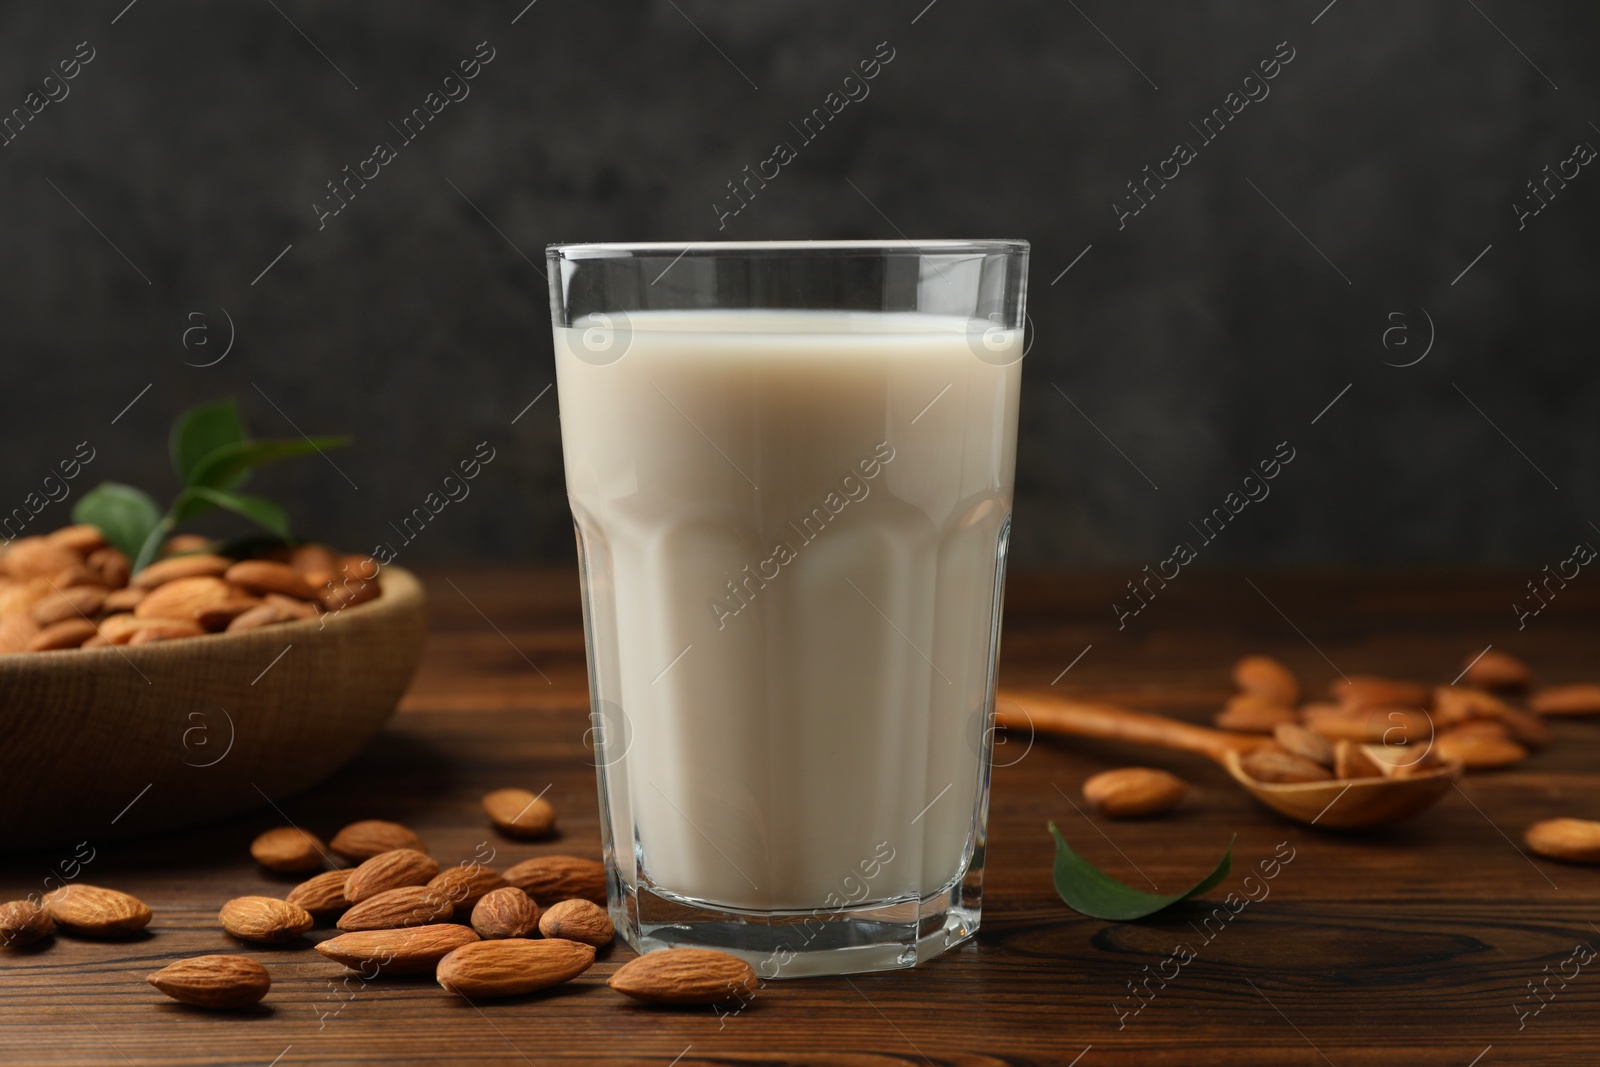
[1,0,1595,569]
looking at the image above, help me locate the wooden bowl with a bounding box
[0,566,427,851]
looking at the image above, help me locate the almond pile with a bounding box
[0,525,381,654]
[0,790,758,1015]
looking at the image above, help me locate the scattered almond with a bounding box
[1233,655,1299,704]
[538,899,614,947]
[146,955,270,1009]
[0,899,55,947]
[1081,767,1188,819]
[482,788,558,839]
[1214,693,1297,733]
[1530,684,1600,717]
[336,885,454,931]
[503,856,607,906]
[219,896,314,943]
[1273,722,1334,767]
[608,948,759,1005]
[330,820,426,861]
[428,863,508,915]
[345,849,440,903]
[42,885,152,937]
[250,827,327,873]
[471,887,541,940]
[316,924,481,975]
[286,869,353,918]
[1434,726,1527,769]
[1239,745,1334,784]
[436,937,596,999]
[1525,818,1600,864]
[1464,649,1532,691]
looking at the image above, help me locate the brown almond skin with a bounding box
[127,619,207,645]
[1434,727,1527,769]
[1080,767,1188,819]
[1530,684,1600,717]
[103,588,145,613]
[1213,694,1297,734]
[226,602,289,632]
[86,546,131,589]
[471,887,541,940]
[286,869,353,918]
[336,885,455,931]
[345,849,440,903]
[3,537,83,580]
[1329,675,1432,710]
[250,826,327,873]
[1464,649,1533,691]
[436,938,596,999]
[31,585,106,627]
[42,885,153,937]
[27,618,99,651]
[1239,745,1334,785]
[609,948,758,1005]
[316,924,481,975]
[0,899,55,947]
[134,575,233,620]
[503,856,607,905]
[538,898,614,947]
[330,819,426,861]
[49,523,107,554]
[1273,722,1334,767]
[428,863,509,915]
[1232,655,1299,704]
[1525,818,1600,864]
[130,553,233,590]
[1334,740,1384,780]
[195,597,264,630]
[225,560,317,600]
[147,955,270,1009]
[219,896,314,943]
[482,788,558,839]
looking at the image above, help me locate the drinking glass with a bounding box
[547,240,1028,977]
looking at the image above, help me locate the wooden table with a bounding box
[5,567,1599,1065]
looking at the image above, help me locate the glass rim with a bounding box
[547,239,1029,261]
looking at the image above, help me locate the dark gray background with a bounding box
[2,1,1595,569]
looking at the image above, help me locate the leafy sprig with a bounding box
[72,398,348,571]
[1049,822,1234,921]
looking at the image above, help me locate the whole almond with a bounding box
[1525,818,1600,864]
[1239,745,1334,785]
[1464,649,1533,691]
[265,592,321,619]
[286,869,352,918]
[226,602,289,632]
[127,619,207,645]
[27,618,98,651]
[1303,704,1431,745]
[1530,684,1600,717]
[0,899,55,947]
[250,827,327,873]
[482,788,558,839]
[0,612,40,654]
[195,597,265,630]
[1329,675,1431,710]
[330,820,426,861]
[337,885,454,931]
[345,849,440,903]
[1213,693,1297,734]
[1081,767,1188,819]
[162,534,215,556]
[1233,655,1299,704]
[316,923,481,975]
[30,584,106,627]
[503,856,607,905]
[130,553,233,590]
[146,955,270,1009]
[538,898,614,947]
[471,887,541,940]
[42,884,152,937]
[103,588,145,613]
[428,863,508,915]
[134,575,232,620]
[290,543,341,575]
[1334,740,1384,780]
[87,546,131,589]
[51,563,101,588]
[609,948,758,1005]
[1273,722,1334,767]
[219,896,314,943]
[3,537,82,580]
[49,524,107,554]
[226,560,317,601]
[1434,727,1527,769]
[436,938,596,999]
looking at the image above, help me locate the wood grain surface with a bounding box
[3,567,1599,1066]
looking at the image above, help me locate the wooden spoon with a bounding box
[997,691,1462,830]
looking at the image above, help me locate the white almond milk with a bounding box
[553,309,1020,910]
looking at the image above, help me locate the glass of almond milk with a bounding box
[547,240,1027,977]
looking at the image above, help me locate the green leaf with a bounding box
[188,437,350,492]
[1049,822,1234,921]
[71,482,163,562]
[172,486,291,540]
[170,399,249,487]
[131,522,171,573]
